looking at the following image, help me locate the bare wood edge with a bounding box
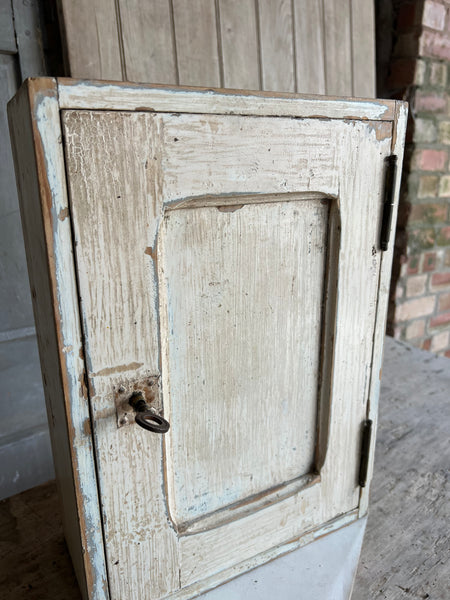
[7,77,108,600]
[358,100,409,518]
[56,77,399,121]
[164,509,359,600]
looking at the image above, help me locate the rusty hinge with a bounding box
[379,155,398,251]
[358,419,373,488]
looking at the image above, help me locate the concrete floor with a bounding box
[353,337,450,600]
[0,337,449,599]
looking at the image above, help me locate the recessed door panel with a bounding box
[159,197,330,529]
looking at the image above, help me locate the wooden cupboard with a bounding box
[8,78,407,600]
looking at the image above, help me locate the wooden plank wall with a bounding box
[57,0,375,97]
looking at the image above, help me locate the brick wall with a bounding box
[385,0,450,357]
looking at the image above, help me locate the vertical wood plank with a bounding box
[0,0,17,53]
[58,0,123,80]
[218,0,260,90]
[293,0,326,94]
[323,0,352,96]
[172,0,220,87]
[118,0,177,84]
[11,0,46,79]
[257,0,295,92]
[351,0,376,97]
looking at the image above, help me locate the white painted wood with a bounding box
[57,79,395,120]
[8,79,108,600]
[199,516,367,600]
[10,80,407,600]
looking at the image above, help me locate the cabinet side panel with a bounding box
[7,79,108,600]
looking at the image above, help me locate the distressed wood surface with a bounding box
[58,0,376,97]
[8,79,108,600]
[9,80,406,600]
[57,78,396,120]
[62,103,395,598]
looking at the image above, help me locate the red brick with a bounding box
[423,1,447,31]
[430,310,450,327]
[415,91,447,112]
[439,291,450,311]
[409,202,447,221]
[405,319,426,339]
[445,349,450,357]
[406,274,428,297]
[431,271,450,287]
[420,30,450,60]
[423,251,438,271]
[422,338,432,350]
[437,226,450,245]
[416,148,447,170]
[431,330,450,351]
[407,254,421,274]
[445,248,450,266]
[396,295,436,321]
[409,227,436,249]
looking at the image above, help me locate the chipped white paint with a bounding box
[359,101,408,518]
[10,80,407,600]
[57,79,393,120]
[34,94,108,599]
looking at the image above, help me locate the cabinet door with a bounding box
[62,108,392,600]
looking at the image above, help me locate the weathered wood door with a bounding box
[9,80,407,600]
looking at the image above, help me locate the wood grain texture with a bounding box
[118,0,177,84]
[218,0,260,90]
[61,99,397,598]
[8,79,108,600]
[172,0,220,86]
[57,0,375,97]
[160,199,327,525]
[257,0,295,92]
[10,80,406,599]
[351,0,376,98]
[293,0,325,94]
[323,0,352,95]
[57,78,395,119]
[57,0,123,80]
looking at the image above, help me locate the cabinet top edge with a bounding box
[19,77,405,123]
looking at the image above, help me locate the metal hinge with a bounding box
[358,419,373,487]
[379,155,398,251]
